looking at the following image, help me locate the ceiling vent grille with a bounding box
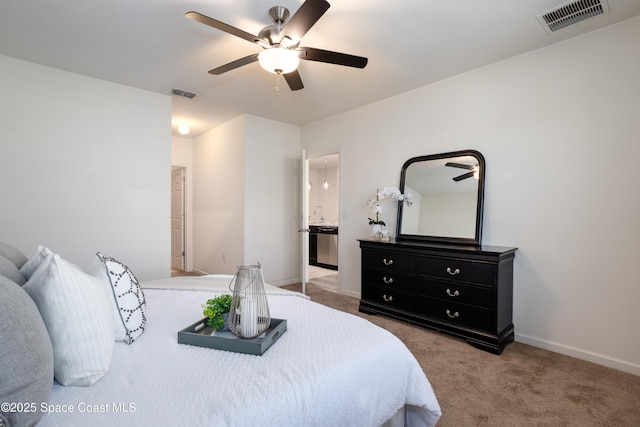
[537,0,610,34]
[172,88,196,99]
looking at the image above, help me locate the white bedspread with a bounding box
[40,277,441,426]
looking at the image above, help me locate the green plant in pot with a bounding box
[202,294,232,331]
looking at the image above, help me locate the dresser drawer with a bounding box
[417,256,493,285]
[362,249,414,272]
[361,284,415,312]
[418,297,493,332]
[417,278,493,308]
[363,268,415,292]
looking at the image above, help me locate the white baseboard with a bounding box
[515,332,640,377]
[338,288,360,299]
[269,277,300,287]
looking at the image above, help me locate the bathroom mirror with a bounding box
[396,150,485,246]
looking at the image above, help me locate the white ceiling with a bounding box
[1,0,638,139]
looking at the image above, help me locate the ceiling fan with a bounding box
[185,0,368,91]
[445,162,480,182]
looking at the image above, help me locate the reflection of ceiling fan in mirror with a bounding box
[185,0,368,91]
[445,162,480,182]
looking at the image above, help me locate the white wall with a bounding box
[192,116,246,275]
[0,55,172,280]
[191,114,301,285]
[301,17,640,375]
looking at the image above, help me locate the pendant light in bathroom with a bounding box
[322,156,329,190]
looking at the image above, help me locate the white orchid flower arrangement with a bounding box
[366,187,412,226]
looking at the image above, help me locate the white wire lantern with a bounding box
[228,263,271,339]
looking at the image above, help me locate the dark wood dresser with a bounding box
[359,239,517,354]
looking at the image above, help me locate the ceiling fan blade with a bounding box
[208,53,259,75]
[281,0,330,43]
[300,47,368,68]
[283,70,304,91]
[453,171,476,182]
[445,162,475,170]
[185,11,263,45]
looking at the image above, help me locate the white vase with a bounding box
[371,224,383,239]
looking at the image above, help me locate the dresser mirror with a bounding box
[396,150,485,246]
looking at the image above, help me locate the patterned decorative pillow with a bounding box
[90,252,146,344]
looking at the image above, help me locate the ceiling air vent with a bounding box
[537,0,610,34]
[171,88,196,99]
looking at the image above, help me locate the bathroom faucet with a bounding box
[313,205,325,221]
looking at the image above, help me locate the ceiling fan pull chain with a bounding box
[274,72,281,98]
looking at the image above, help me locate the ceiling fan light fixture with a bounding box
[258,47,300,74]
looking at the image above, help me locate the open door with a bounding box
[299,149,309,295]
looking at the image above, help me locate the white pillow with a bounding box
[23,253,114,386]
[19,245,53,280]
[89,252,146,344]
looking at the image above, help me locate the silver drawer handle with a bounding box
[383,258,394,266]
[446,267,460,275]
[446,309,460,318]
[383,276,394,284]
[446,289,460,297]
[383,294,393,302]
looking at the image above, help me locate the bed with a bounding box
[0,243,441,427]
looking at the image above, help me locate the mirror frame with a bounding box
[396,149,486,246]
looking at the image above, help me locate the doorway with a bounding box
[307,153,339,291]
[171,167,186,272]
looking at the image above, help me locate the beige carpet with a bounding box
[283,283,640,426]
